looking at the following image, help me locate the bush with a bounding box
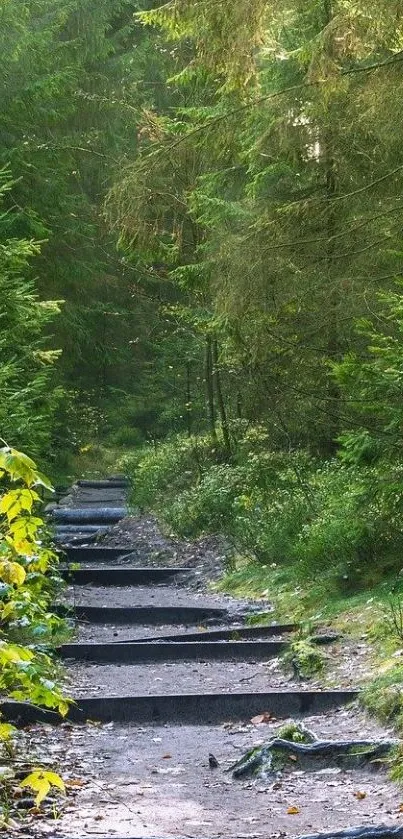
[121,433,228,509]
[124,425,403,593]
[109,425,144,448]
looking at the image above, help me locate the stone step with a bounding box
[61,565,192,585]
[61,546,135,562]
[52,507,126,524]
[58,639,287,662]
[1,689,358,725]
[59,604,231,624]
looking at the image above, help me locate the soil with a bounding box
[73,622,239,643]
[12,709,403,839]
[97,512,235,589]
[64,659,306,697]
[62,583,256,613]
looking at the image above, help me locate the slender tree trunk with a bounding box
[236,390,242,420]
[322,0,340,454]
[212,338,231,455]
[185,361,192,438]
[205,336,217,441]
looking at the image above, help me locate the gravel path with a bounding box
[63,583,250,610]
[65,659,301,697]
[20,713,403,839]
[27,477,402,839]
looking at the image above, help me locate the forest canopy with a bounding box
[2,0,403,589]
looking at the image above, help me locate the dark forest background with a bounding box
[3,0,403,593]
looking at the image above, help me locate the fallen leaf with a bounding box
[162,754,172,759]
[398,804,403,813]
[354,791,367,800]
[251,712,273,725]
[287,806,300,815]
[289,755,297,762]
[65,779,86,788]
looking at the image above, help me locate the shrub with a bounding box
[110,425,144,448]
[122,433,228,509]
[125,425,403,592]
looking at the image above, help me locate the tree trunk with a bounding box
[322,0,340,455]
[212,338,231,455]
[205,336,217,441]
[185,361,192,438]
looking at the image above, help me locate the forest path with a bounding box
[16,478,403,839]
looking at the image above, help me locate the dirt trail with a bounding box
[17,478,403,839]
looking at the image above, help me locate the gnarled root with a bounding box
[295,826,403,839]
[230,724,399,779]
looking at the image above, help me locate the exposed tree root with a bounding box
[296,826,403,839]
[230,723,398,779]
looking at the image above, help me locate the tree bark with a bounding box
[212,338,231,455]
[322,0,340,454]
[205,336,217,441]
[185,360,192,438]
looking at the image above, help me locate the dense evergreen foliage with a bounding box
[3,0,403,590]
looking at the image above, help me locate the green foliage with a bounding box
[277,722,315,743]
[334,284,403,464]
[362,667,403,733]
[0,445,69,715]
[122,433,228,509]
[0,0,179,465]
[0,170,63,458]
[127,424,403,594]
[139,0,267,90]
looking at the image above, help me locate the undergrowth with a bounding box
[0,445,70,825]
[122,425,403,599]
[122,425,403,732]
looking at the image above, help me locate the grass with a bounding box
[216,555,398,630]
[216,555,403,731]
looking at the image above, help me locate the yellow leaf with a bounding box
[0,723,16,741]
[21,774,50,806]
[58,699,70,717]
[0,448,37,487]
[0,560,26,586]
[354,791,367,800]
[40,771,65,791]
[21,769,65,806]
[287,806,300,815]
[0,642,33,664]
[0,489,39,522]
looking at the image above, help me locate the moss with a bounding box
[284,639,325,679]
[277,722,313,743]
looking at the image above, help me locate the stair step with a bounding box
[58,639,287,662]
[52,507,126,524]
[61,546,135,562]
[118,623,298,643]
[1,689,358,725]
[59,605,231,624]
[61,566,192,585]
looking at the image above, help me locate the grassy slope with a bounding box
[218,558,403,730]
